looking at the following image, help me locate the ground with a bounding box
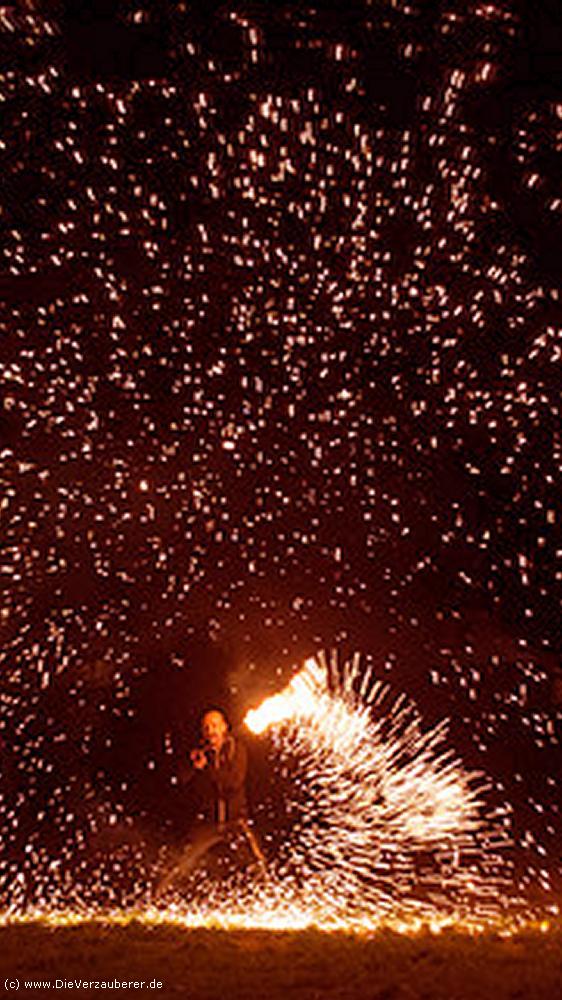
[0,922,561,1000]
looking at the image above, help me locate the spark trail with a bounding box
[1,1,560,930]
[239,652,514,926]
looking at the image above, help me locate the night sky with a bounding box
[0,0,560,912]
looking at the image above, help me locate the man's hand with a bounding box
[190,748,208,770]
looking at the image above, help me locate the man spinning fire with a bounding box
[155,709,266,896]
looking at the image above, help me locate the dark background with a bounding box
[0,0,560,908]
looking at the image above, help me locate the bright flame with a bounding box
[245,657,320,732]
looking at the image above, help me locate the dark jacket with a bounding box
[206,734,248,825]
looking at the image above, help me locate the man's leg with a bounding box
[238,819,268,872]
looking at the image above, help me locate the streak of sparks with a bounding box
[242,652,515,926]
[0,1,560,927]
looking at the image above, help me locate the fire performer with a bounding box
[155,709,266,896]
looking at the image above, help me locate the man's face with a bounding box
[202,711,228,750]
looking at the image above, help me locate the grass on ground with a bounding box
[1,921,561,1000]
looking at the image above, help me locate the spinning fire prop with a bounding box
[0,651,550,934]
[1,4,560,938]
[241,651,514,927]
